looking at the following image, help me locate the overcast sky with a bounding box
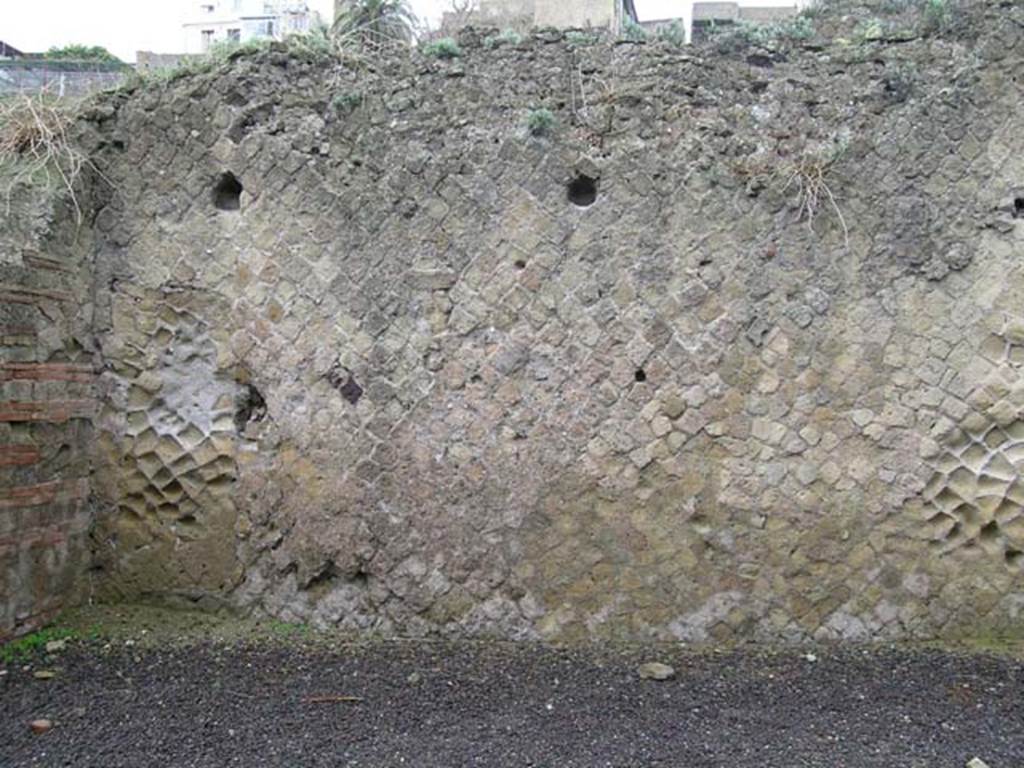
[2,0,790,61]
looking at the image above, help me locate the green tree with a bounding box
[44,44,121,63]
[332,0,418,46]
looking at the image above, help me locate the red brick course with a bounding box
[0,400,95,423]
[0,285,75,305]
[0,478,88,510]
[22,254,75,274]
[0,445,41,467]
[0,362,94,383]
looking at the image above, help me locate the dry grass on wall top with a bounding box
[0,93,93,223]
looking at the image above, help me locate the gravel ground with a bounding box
[1,640,1022,767]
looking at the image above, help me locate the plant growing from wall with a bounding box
[853,18,886,43]
[919,0,953,34]
[712,16,814,48]
[620,20,648,42]
[285,23,337,61]
[0,93,93,224]
[656,20,686,46]
[565,31,599,46]
[483,29,523,48]
[333,0,418,48]
[332,91,363,113]
[212,38,276,60]
[138,38,273,83]
[782,140,849,245]
[797,0,827,19]
[422,38,462,58]
[526,108,556,136]
[131,29,342,90]
[734,137,850,246]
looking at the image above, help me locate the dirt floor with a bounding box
[1,606,1023,767]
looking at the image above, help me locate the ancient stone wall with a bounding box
[5,0,1024,643]
[0,181,97,640]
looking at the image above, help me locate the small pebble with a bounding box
[33,670,57,680]
[30,719,52,735]
[45,640,67,653]
[638,662,676,681]
[967,759,991,768]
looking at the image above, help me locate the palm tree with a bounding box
[332,0,418,46]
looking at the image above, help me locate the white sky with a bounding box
[2,0,792,62]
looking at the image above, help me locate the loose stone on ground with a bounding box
[637,661,677,680]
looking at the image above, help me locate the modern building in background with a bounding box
[183,0,320,54]
[690,1,799,42]
[474,0,638,31]
[0,40,25,60]
[429,0,803,42]
[432,0,640,34]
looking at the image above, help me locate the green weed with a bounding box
[711,15,814,48]
[656,20,686,46]
[565,31,599,46]
[620,19,648,42]
[267,620,311,638]
[0,627,78,664]
[422,38,462,58]
[332,91,364,113]
[484,29,523,48]
[526,108,556,136]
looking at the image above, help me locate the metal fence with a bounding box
[0,60,130,97]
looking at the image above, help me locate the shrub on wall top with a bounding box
[484,29,524,48]
[423,38,462,58]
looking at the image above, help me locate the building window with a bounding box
[201,29,215,50]
[201,3,215,12]
[262,19,276,36]
[227,28,241,42]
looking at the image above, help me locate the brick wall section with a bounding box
[0,362,95,383]
[0,187,95,642]
[0,445,41,468]
[0,400,96,423]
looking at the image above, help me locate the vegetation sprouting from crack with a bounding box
[781,143,850,246]
[734,138,851,246]
[526,108,556,136]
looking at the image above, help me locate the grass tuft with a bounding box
[734,138,850,246]
[620,19,648,42]
[484,29,523,48]
[422,38,462,58]
[0,93,92,223]
[526,107,556,136]
[565,31,599,46]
